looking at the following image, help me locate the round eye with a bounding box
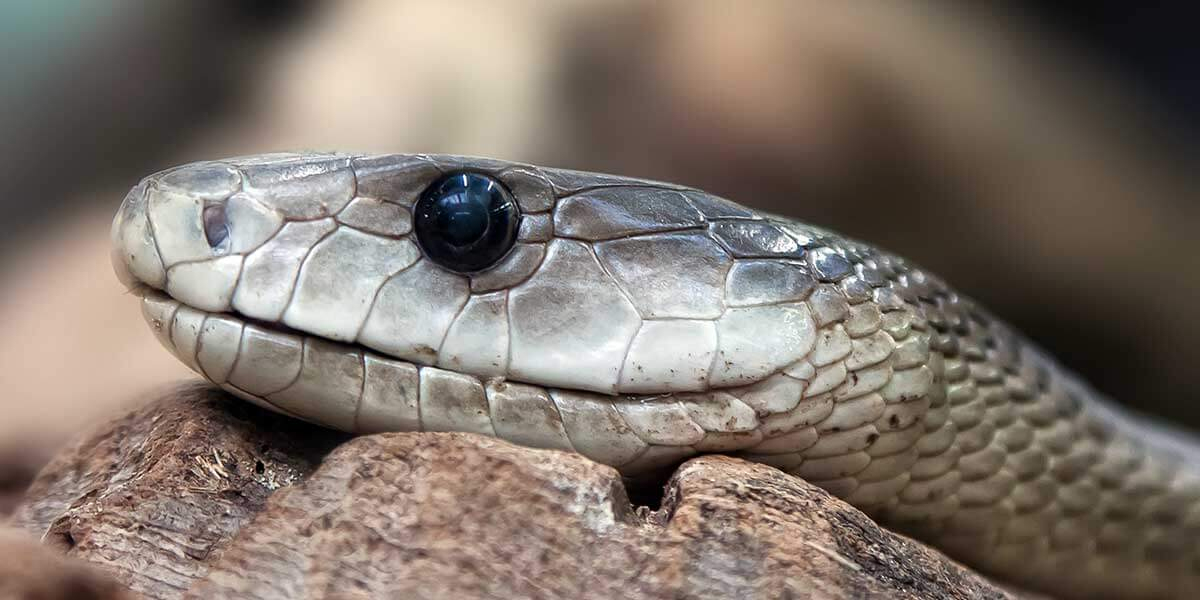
[414,172,520,272]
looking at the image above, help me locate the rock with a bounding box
[9,383,347,598]
[9,383,1028,599]
[0,526,134,600]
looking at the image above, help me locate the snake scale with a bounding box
[110,152,1200,599]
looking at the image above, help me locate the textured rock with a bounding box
[9,384,1029,600]
[0,527,133,600]
[9,383,346,599]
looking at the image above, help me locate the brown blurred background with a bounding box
[2,1,1198,512]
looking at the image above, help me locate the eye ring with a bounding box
[413,172,521,273]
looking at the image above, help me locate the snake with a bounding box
[110,152,1200,599]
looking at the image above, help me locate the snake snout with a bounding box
[110,181,145,290]
[111,177,162,291]
[110,161,285,313]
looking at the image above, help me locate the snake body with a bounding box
[112,152,1200,599]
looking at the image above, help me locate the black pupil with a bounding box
[414,172,520,272]
[434,192,491,246]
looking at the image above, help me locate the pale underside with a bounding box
[112,152,1200,599]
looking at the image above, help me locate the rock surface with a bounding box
[0,526,134,600]
[7,383,1028,599]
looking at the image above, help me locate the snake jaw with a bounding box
[133,288,719,476]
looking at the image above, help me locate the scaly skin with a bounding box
[112,153,1200,599]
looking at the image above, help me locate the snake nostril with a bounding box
[203,203,230,251]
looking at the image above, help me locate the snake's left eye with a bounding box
[414,172,520,272]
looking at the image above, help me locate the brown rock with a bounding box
[9,383,346,598]
[11,384,1027,599]
[0,526,134,600]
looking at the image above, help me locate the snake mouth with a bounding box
[139,288,485,433]
[138,287,770,476]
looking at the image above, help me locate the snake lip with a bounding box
[140,289,314,345]
[237,313,312,340]
[124,282,157,299]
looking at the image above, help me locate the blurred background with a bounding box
[1,1,1197,513]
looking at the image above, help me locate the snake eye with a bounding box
[414,172,520,272]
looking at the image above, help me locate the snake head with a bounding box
[110,150,910,478]
[113,152,844,398]
[109,151,941,485]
